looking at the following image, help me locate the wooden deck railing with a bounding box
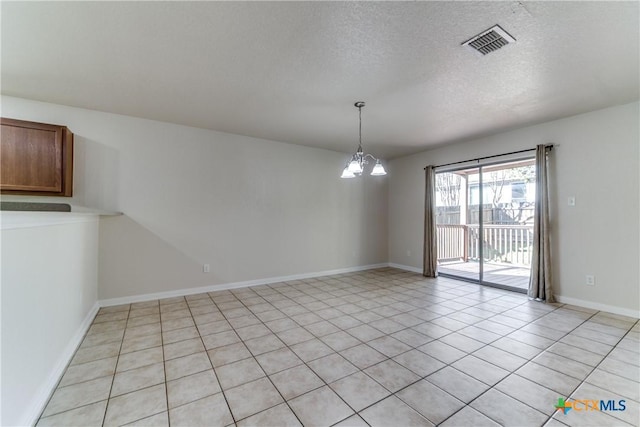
[436,225,468,262]
[437,224,534,266]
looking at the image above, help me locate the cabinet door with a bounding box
[1,118,73,196]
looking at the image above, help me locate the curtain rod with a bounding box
[424,144,554,170]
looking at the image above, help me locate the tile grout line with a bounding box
[202,293,262,425]
[341,279,634,426]
[265,282,390,427]
[34,308,129,423]
[100,304,131,427]
[546,319,640,427]
[438,307,639,427]
[159,299,171,427]
[333,276,535,424]
[443,303,606,424]
[220,275,510,426]
[253,274,531,425]
[239,277,389,425]
[239,281,371,422]
[210,287,311,426]
[434,306,593,426]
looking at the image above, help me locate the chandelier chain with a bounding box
[359,104,362,148]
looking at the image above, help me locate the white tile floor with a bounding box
[37,268,639,426]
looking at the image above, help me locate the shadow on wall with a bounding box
[98,215,216,300]
[74,136,120,210]
[359,177,388,266]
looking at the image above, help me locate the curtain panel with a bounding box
[528,145,554,302]
[424,166,438,277]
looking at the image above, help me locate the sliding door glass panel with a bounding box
[480,159,535,291]
[435,169,479,282]
[435,158,535,292]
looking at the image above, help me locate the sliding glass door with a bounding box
[435,158,535,292]
[435,168,480,282]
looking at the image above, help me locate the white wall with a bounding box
[1,216,99,426]
[1,96,388,301]
[389,102,639,315]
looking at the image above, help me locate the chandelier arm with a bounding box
[363,153,379,161]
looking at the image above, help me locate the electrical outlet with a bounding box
[203,264,210,273]
[406,250,411,257]
[586,275,595,286]
[568,196,576,206]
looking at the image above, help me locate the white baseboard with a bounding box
[554,295,640,319]
[24,301,100,426]
[388,262,423,274]
[99,263,390,307]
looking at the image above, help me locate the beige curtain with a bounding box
[424,166,438,277]
[529,145,554,302]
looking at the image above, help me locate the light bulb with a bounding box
[341,167,355,178]
[348,159,363,174]
[370,160,387,176]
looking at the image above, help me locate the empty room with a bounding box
[1,2,639,427]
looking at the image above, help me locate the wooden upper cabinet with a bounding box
[1,118,74,196]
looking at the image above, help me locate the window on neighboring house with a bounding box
[511,181,526,202]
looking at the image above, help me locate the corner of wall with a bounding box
[21,303,100,426]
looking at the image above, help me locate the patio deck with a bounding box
[438,260,530,290]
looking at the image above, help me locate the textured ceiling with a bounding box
[2,1,638,159]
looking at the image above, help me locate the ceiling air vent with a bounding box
[462,25,515,55]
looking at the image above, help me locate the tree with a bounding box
[435,172,463,225]
[485,165,535,224]
[436,173,461,206]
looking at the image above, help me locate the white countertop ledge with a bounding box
[1,209,122,230]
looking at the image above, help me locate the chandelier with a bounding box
[341,102,387,178]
